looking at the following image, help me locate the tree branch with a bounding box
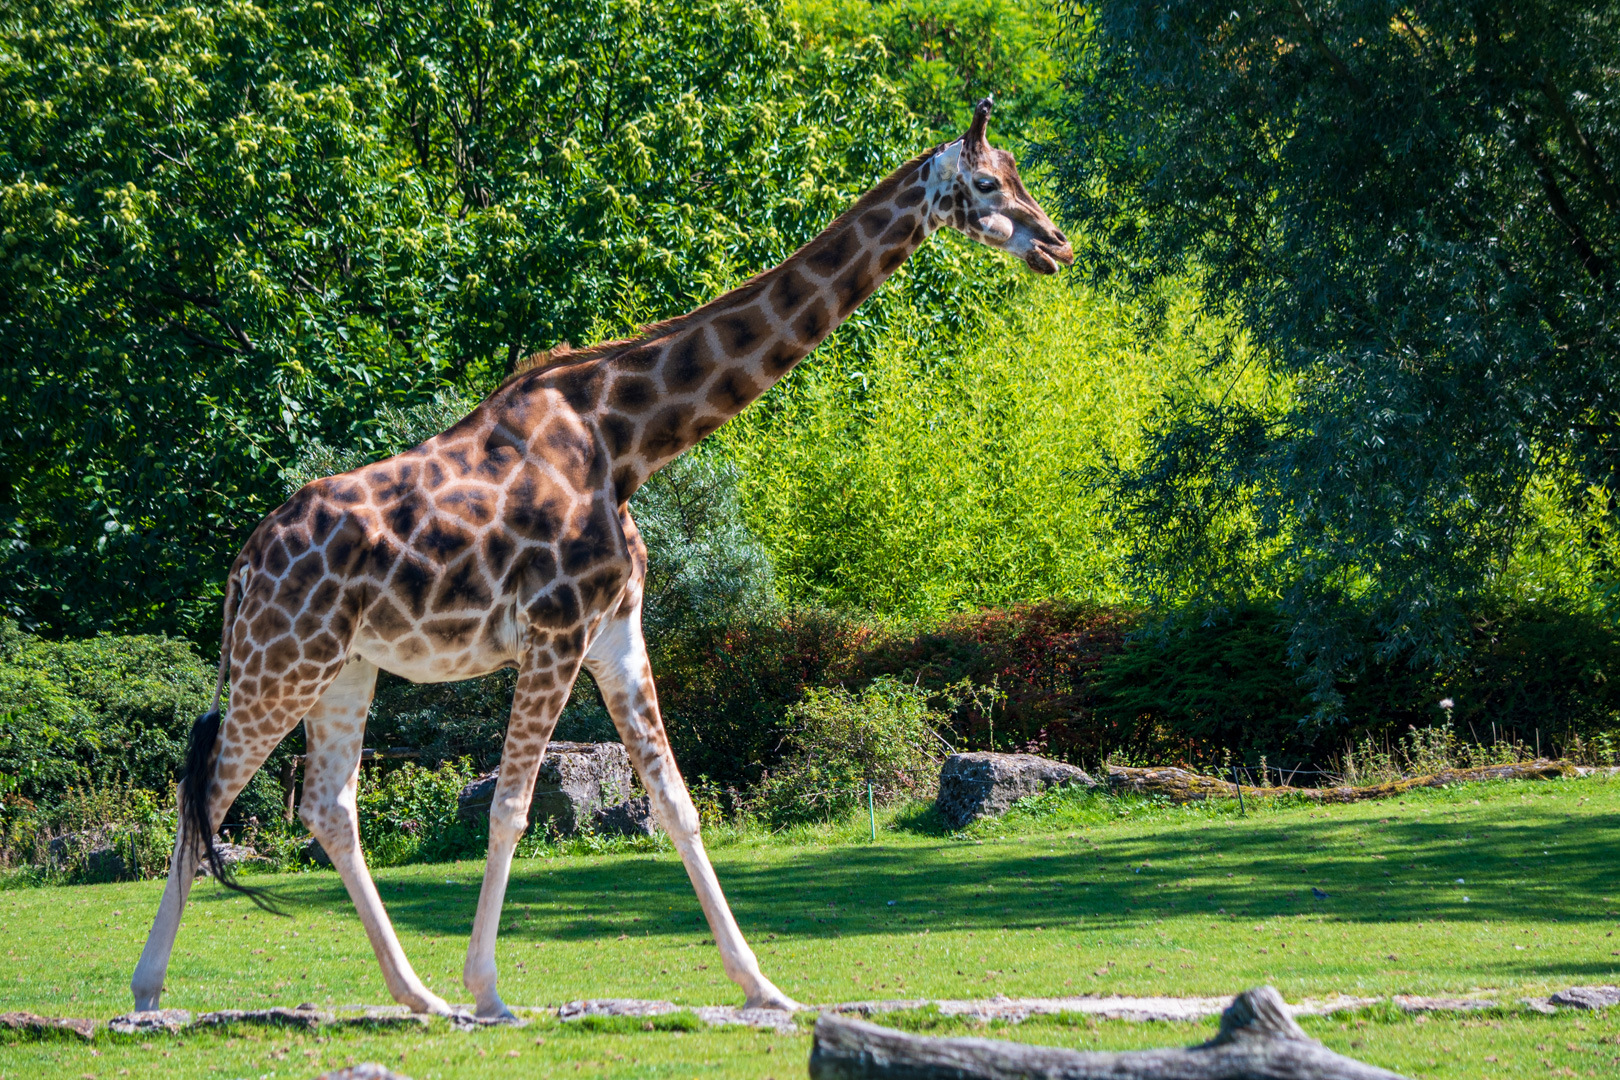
[1538,74,1620,217]
[1510,106,1610,284]
[1286,0,1367,97]
[152,282,256,350]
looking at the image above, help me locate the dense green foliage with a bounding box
[1040,0,1620,703]
[0,618,280,875]
[0,619,210,800]
[750,676,945,824]
[354,758,485,867]
[0,0,1014,641]
[721,275,1237,615]
[630,452,780,638]
[791,0,1060,141]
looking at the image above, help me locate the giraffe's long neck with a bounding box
[563,142,961,498]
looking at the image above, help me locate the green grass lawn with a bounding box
[1,773,1617,1079]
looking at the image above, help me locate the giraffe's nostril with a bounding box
[1053,229,1068,244]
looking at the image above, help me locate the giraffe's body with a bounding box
[132,100,1070,1018]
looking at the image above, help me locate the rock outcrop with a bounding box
[591,794,662,837]
[458,741,636,836]
[1549,985,1620,1010]
[935,753,1095,829]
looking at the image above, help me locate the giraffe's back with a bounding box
[231,385,634,689]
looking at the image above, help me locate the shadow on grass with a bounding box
[217,782,1620,983]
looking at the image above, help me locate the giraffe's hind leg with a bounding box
[131,661,326,1010]
[585,609,801,1012]
[298,657,452,1016]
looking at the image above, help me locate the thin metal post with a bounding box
[1232,766,1246,816]
[868,783,876,841]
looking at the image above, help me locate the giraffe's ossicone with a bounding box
[131,98,1071,1019]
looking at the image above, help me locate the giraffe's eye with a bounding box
[973,177,999,194]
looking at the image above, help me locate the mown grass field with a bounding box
[1,774,1617,1079]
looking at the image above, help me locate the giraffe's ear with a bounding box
[963,96,994,166]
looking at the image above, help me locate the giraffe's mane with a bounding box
[499,143,948,387]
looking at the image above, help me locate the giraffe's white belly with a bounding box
[352,606,523,685]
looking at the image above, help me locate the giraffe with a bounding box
[131,97,1071,1019]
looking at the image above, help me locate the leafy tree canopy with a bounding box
[0,0,1010,642]
[789,0,1060,142]
[1041,1,1620,704]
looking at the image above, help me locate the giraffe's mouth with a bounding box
[1009,216,1073,275]
[1024,240,1074,275]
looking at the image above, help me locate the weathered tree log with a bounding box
[1107,759,1573,805]
[809,985,1408,1080]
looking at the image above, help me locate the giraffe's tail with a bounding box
[181,570,284,915]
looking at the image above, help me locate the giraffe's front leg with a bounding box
[585,610,802,1012]
[464,634,579,1019]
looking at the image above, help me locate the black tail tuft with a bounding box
[182,709,284,916]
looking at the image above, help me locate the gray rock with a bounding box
[0,1011,97,1040]
[316,1065,415,1080]
[196,841,260,877]
[559,998,680,1020]
[1392,996,1498,1013]
[449,1010,527,1029]
[193,1006,331,1030]
[692,1005,798,1033]
[458,742,636,836]
[47,830,131,880]
[304,836,333,867]
[935,753,1095,829]
[1549,985,1620,1010]
[108,1009,193,1035]
[591,794,662,837]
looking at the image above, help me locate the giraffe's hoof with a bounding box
[474,1002,517,1022]
[744,985,803,1012]
[402,991,454,1017]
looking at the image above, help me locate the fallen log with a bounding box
[1106,759,1574,805]
[809,985,1407,1080]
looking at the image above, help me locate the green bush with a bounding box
[0,620,294,874]
[1447,603,1620,752]
[633,451,779,638]
[656,608,872,784]
[655,601,1135,784]
[751,676,945,826]
[1,776,178,881]
[1090,600,1620,772]
[1092,606,1316,765]
[355,759,486,867]
[859,600,1136,761]
[0,620,212,800]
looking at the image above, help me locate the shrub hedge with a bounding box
[3,597,1617,876]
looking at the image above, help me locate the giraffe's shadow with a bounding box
[247,800,1620,985]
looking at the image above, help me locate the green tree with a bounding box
[0,0,992,642]
[1041,1,1620,704]
[789,0,1060,142]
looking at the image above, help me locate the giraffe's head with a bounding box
[932,98,1073,275]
